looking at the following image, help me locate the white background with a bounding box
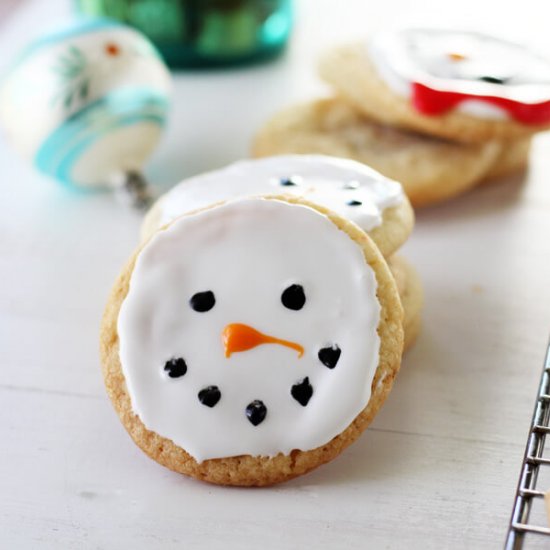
[1,1,550,548]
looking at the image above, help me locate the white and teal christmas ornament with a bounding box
[0,19,171,202]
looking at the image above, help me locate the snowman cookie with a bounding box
[101,196,404,486]
[319,29,550,142]
[252,98,503,207]
[141,155,413,257]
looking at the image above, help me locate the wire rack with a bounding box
[505,339,550,549]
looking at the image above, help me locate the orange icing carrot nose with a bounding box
[448,52,466,61]
[222,323,304,358]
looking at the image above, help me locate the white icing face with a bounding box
[119,198,381,462]
[368,29,550,118]
[151,155,403,236]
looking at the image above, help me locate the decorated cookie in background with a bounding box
[101,196,404,486]
[319,29,550,142]
[141,155,414,257]
[0,19,171,206]
[252,98,509,207]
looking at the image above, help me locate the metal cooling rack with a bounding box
[505,339,550,549]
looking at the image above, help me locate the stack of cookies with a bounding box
[253,29,550,207]
[100,155,422,485]
[140,155,423,352]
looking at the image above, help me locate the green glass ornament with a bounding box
[75,0,293,68]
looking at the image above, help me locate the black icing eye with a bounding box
[347,199,362,207]
[245,400,267,426]
[190,290,215,312]
[281,284,306,310]
[479,75,508,85]
[318,345,341,369]
[291,377,313,407]
[164,357,187,378]
[279,175,301,187]
[198,385,221,407]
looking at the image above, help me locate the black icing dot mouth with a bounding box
[245,400,267,426]
[291,377,313,406]
[279,175,301,187]
[281,284,306,310]
[347,199,362,207]
[478,75,509,85]
[164,357,187,378]
[190,290,215,312]
[198,385,221,407]
[318,345,341,369]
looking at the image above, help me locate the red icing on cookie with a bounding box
[411,82,550,124]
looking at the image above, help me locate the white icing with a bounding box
[152,155,404,236]
[456,99,507,120]
[367,29,550,120]
[119,198,381,462]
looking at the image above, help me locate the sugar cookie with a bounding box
[101,196,404,486]
[142,155,413,256]
[388,255,423,352]
[482,137,531,183]
[319,30,550,143]
[252,98,500,207]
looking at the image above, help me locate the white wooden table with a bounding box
[2,1,550,548]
